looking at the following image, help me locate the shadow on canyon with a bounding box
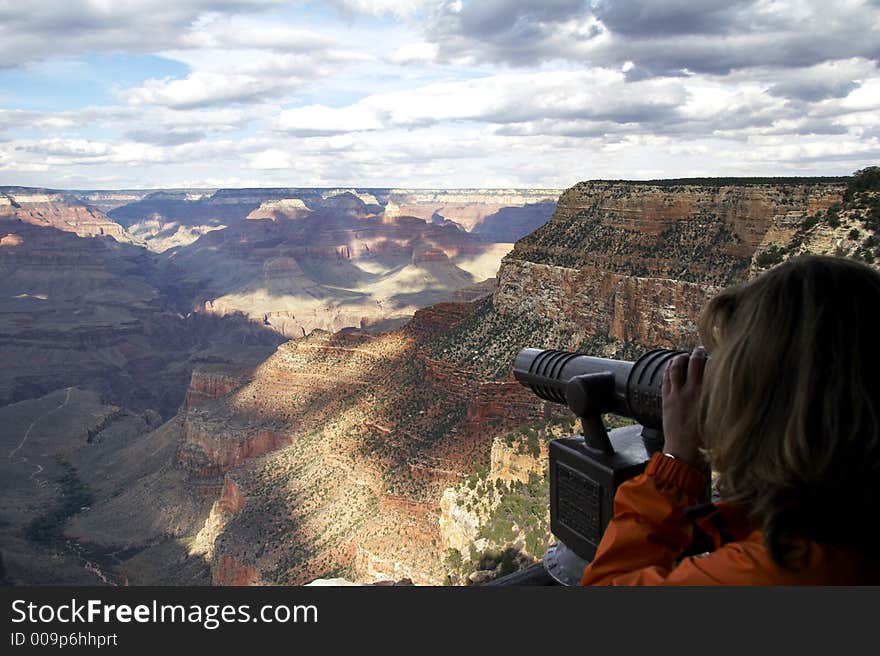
[0,202,556,585]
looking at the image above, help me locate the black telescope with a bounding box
[512,347,689,584]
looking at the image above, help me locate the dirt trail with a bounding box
[7,387,72,460]
[28,463,44,485]
[5,387,124,584]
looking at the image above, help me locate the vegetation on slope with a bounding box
[617,176,848,187]
[26,461,93,549]
[759,167,880,268]
[428,296,613,379]
[442,416,583,585]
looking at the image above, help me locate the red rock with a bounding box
[212,555,260,586]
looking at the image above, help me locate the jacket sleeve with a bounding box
[580,451,719,586]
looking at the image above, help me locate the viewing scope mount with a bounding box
[513,347,689,585]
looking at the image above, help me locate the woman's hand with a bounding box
[661,347,707,469]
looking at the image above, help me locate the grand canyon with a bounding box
[1,170,877,586]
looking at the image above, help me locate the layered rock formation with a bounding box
[96,187,558,252]
[58,296,548,586]
[434,176,880,583]
[0,190,129,241]
[0,219,282,414]
[0,222,157,406]
[434,179,854,384]
[5,172,877,588]
[0,184,562,585]
[1,185,558,343]
[246,198,310,221]
[165,175,877,587]
[440,435,543,539]
[170,193,518,338]
[501,181,843,342]
[385,189,561,234]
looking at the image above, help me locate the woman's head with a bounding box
[698,254,880,566]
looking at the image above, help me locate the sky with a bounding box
[0,0,878,189]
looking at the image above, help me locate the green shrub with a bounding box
[26,462,93,548]
[756,245,785,268]
[848,167,880,193]
[802,213,820,230]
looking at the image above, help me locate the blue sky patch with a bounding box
[0,54,189,111]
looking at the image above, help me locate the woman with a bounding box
[580,255,880,585]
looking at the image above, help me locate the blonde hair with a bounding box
[698,255,880,567]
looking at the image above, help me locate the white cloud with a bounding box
[276,104,385,135]
[3,0,880,188]
[25,138,112,159]
[420,0,880,76]
[0,1,289,68]
[123,70,304,109]
[811,77,880,116]
[180,21,335,53]
[388,42,439,65]
[277,69,689,135]
[740,136,880,163]
[247,148,294,169]
[0,147,50,172]
[118,17,364,109]
[330,0,434,18]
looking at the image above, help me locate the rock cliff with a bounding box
[175,202,516,338]
[433,173,879,583]
[6,172,878,587]
[1,185,557,344]
[498,180,845,347]
[0,220,282,414]
[0,190,129,241]
[192,174,880,586]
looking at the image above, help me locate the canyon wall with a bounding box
[495,181,845,350]
[1,191,129,241]
[8,175,877,587]
[431,175,880,583]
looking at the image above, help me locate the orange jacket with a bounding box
[580,452,880,585]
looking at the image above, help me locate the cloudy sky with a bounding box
[1,0,879,189]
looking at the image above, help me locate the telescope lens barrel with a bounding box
[625,348,688,429]
[513,348,633,416]
[513,347,687,429]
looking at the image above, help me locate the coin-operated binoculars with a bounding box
[513,348,688,585]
